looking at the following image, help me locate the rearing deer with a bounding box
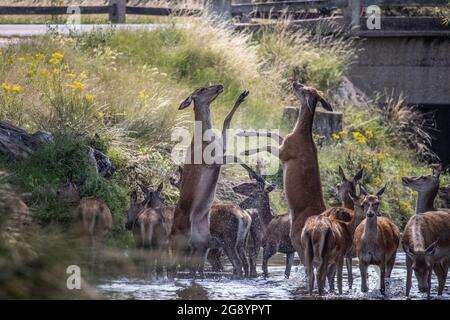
[402,164,449,214]
[171,85,249,277]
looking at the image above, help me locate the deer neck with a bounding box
[193,101,212,135]
[415,190,436,214]
[350,207,365,235]
[342,195,355,211]
[363,216,378,241]
[257,195,274,228]
[293,106,315,137]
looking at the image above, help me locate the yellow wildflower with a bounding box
[338,130,347,136]
[79,72,88,79]
[138,90,146,99]
[52,67,61,74]
[365,129,374,139]
[331,133,340,140]
[11,85,23,92]
[66,73,77,78]
[70,81,84,91]
[40,69,51,77]
[85,94,94,103]
[353,131,367,144]
[35,53,46,60]
[372,176,382,187]
[49,58,60,64]
[51,52,64,60]
[401,201,412,213]
[375,153,385,161]
[17,57,25,62]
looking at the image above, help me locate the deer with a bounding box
[232,164,296,279]
[125,182,174,277]
[353,186,400,295]
[57,175,112,241]
[438,184,450,208]
[334,166,364,289]
[239,83,333,269]
[170,167,252,278]
[301,207,353,295]
[170,85,250,277]
[402,210,450,297]
[402,164,449,214]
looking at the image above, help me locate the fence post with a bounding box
[207,0,232,21]
[109,0,126,24]
[343,0,360,29]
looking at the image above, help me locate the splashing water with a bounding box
[97,252,449,300]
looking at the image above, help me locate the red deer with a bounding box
[402,210,450,297]
[353,186,400,295]
[301,207,353,295]
[233,165,295,279]
[170,168,252,278]
[240,83,333,269]
[402,164,449,214]
[57,176,112,241]
[126,183,174,277]
[335,166,364,289]
[439,184,450,208]
[171,85,249,277]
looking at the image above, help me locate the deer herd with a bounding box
[54,82,449,298]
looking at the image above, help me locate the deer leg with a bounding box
[359,261,369,293]
[427,268,432,299]
[208,248,223,272]
[317,258,329,296]
[346,256,353,290]
[237,244,250,278]
[380,264,386,296]
[337,257,344,295]
[262,243,277,279]
[285,252,294,279]
[248,238,260,278]
[327,263,336,294]
[433,260,448,296]
[223,245,243,279]
[240,146,280,158]
[405,256,413,297]
[385,252,396,288]
[222,90,249,155]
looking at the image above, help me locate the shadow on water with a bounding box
[97,252,449,300]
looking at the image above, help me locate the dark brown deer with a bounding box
[353,186,400,295]
[126,183,174,277]
[402,164,449,214]
[402,210,450,297]
[335,166,364,289]
[439,184,450,208]
[301,207,353,295]
[57,176,112,240]
[170,168,252,278]
[240,83,333,270]
[233,165,295,279]
[171,85,249,276]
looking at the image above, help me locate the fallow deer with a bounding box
[171,85,250,276]
[402,164,449,214]
[57,175,112,240]
[402,210,450,297]
[233,165,295,279]
[438,184,450,208]
[353,186,400,295]
[301,207,353,295]
[126,183,174,277]
[240,83,333,268]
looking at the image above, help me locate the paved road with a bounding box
[0,24,164,37]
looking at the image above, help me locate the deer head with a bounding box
[438,184,450,202]
[360,185,386,219]
[292,82,333,113]
[56,174,85,204]
[179,84,224,110]
[125,190,141,230]
[403,240,438,294]
[401,164,446,196]
[336,166,364,207]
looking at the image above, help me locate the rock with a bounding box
[329,76,369,107]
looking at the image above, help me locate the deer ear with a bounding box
[319,96,333,111]
[338,166,346,180]
[179,95,193,110]
[425,241,438,255]
[138,182,150,195]
[353,168,364,182]
[265,184,276,193]
[348,190,358,202]
[156,182,164,193]
[233,183,256,197]
[376,186,386,197]
[130,190,137,205]
[359,185,368,196]
[403,243,415,257]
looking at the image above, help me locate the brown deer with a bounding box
[240,83,333,268]
[301,207,353,295]
[402,164,449,214]
[171,85,249,277]
[353,186,400,295]
[438,184,450,208]
[170,168,252,278]
[402,210,450,297]
[57,175,112,240]
[126,183,174,277]
[335,166,364,289]
[233,165,295,279]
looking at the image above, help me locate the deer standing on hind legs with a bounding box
[233,164,295,279]
[402,164,450,214]
[170,85,250,278]
[353,186,400,295]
